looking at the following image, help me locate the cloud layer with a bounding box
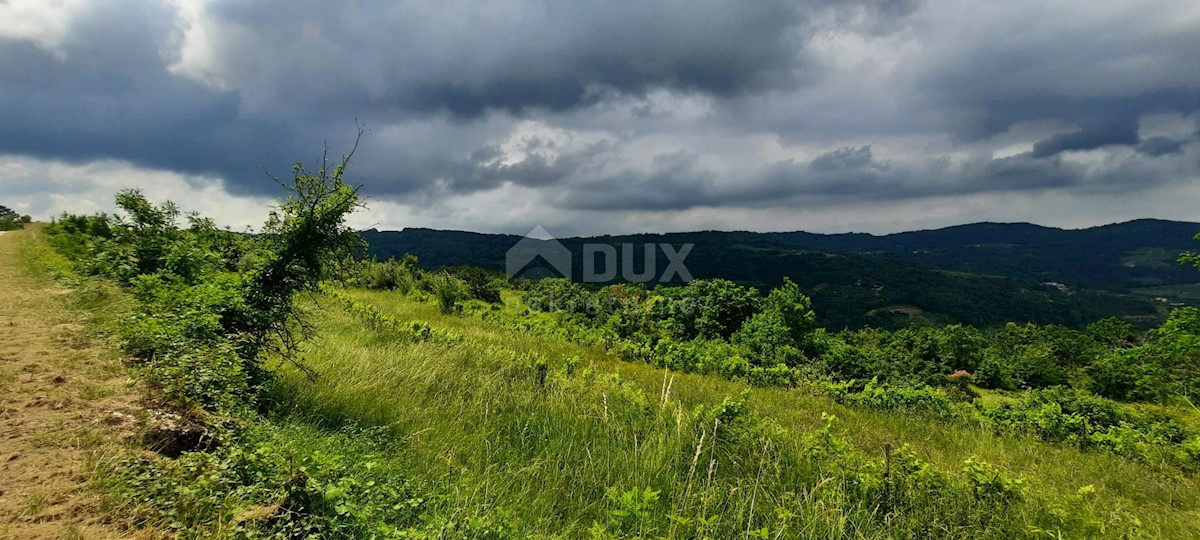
[1,0,1198,234]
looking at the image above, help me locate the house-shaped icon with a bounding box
[506,226,572,280]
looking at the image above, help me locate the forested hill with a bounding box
[360,219,1200,330]
[761,219,1200,291]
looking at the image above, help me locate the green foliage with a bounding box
[669,278,761,340]
[1087,347,1166,401]
[731,278,815,367]
[433,272,467,314]
[32,191,1200,537]
[962,458,1024,503]
[1180,232,1200,272]
[144,344,251,413]
[824,378,955,417]
[45,137,365,414]
[974,350,1016,390]
[360,223,1182,331]
[732,308,805,366]
[322,286,462,344]
[447,265,504,303]
[94,423,454,539]
[523,277,595,316]
[0,203,32,231]
[500,275,1200,469]
[1088,317,1138,348]
[233,153,364,362]
[356,258,419,292]
[1149,307,1200,399]
[599,486,661,537]
[1086,308,1200,402]
[982,388,1200,469]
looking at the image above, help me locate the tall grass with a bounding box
[251,289,1200,538]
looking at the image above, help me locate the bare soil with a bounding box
[0,229,150,539]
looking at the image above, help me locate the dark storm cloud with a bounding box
[0,1,319,196]
[809,146,876,172]
[0,0,890,199]
[546,146,894,211]
[201,0,825,117]
[915,5,1200,151]
[1030,120,1140,158]
[537,140,1194,212]
[551,151,720,211]
[1,0,1198,228]
[1137,136,1187,157]
[442,138,614,193]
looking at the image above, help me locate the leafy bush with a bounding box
[523,277,595,315]
[358,258,418,292]
[448,265,504,303]
[433,272,467,314]
[982,387,1199,467]
[825,378,955,417]
[667,278,761,340]
[0,204,32,231]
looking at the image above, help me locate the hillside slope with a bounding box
[361,220,1200,329]
[28,214,1200,538]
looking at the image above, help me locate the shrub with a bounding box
[433,273,467,314]
[448,266,504,303]
[668,278,761,341]
[1087,347,1164,401]
[962,458,1024,503]
[0,204,32,231]
[359,258,416,292]
[838,378,956,417]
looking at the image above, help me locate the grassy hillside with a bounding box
[30,188,1200,539]
[261,288,1200,537]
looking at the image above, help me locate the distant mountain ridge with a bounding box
[360,219,1200,330]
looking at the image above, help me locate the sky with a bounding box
[1,0,1198,236]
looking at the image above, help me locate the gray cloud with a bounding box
[0,0,1198,234]
[911,3,1200,151]
[1031,121,1140,158]
[0,1,314,196]
[200,0,828,117]
[509,138,1199,213]
[810,146,877,172]
[1137,136,1187,157]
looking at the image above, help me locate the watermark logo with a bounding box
[506,226,572,281]
[506,226,693,283]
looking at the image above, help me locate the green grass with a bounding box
[28,212,1199,538]
[256,288,1200,538]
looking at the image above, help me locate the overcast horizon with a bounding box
[367,216,1200,240]
[2,0,1198,236]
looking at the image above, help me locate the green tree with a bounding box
[1087,347,1164,401]
[670,278,761,340]
[0,204,32,231]
[1087,317,1137,348]
[936,324,987,373]
[433,272,467,314]
[229,138,365,368]
[732,278,818,367]
[1149,307,1200,400]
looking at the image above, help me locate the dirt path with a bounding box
[0,229,148,539]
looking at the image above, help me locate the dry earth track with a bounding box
[0,229,150,539]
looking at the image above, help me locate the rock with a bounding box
[141,410,212,458]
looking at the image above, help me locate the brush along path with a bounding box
[0,229,149,539]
